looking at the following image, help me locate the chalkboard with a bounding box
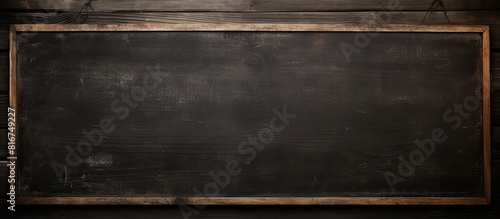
[9,24,491,205]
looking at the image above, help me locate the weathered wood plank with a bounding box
[0,129,6,159]
[84,11,500,48]
[0,94,6,127]
[0,30,7,50]
[492,127,500,159]
[1,0,500,12]
[0,12,74,25]
[1,11,500,48]
[6,202,500,218]
[0,52,8,93]
[491,53,500,126]
[0,162,8,212]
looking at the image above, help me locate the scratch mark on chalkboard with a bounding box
[287,157,296,175]
[77,59,91,99]
[209,80,215,102]
[411,36,423,62]
[57,33,67,55]
[103,82,111,94]
[64,165,67,184]
[29,42,42,48]
[205,122,215,138]
[254,80,260,91]
[285,79,292,103]
[85,154,114,167]
[122,34,135,55]
[80,77,86,98]
[353,109,371,114]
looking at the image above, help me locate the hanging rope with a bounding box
[422,0,450,24]
[74,0,101,24]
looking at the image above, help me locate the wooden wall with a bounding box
[1,0,499,217]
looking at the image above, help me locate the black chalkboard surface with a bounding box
[9,24,491,205]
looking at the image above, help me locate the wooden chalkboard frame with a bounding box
[9,24,491,205]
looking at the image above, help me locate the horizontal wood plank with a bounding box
[0,30,7,50]
[0,129,6,159]
[0,11,500,48]
[0,52,8,93]
[492,127,500,159]
[1,0,500,12]
[0,162,7,212]
[0,94,6,127]
[492,53,500,126]
[6,205,500,219]
[0,161,7,197]
[8,23,491,32]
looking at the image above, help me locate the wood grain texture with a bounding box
[0,30,7,50]
[4,205,500,219]
[0,52,7,93]
[0,129,6,158]
[10,23,490,32]
[492,53,500,126]
[492,127,500,159]
[0,161,9,210]
[1,0,500,12]
[0,162,7,209]
[1,11,499,47]
[0,94,6,128]
[483,28,492,203]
